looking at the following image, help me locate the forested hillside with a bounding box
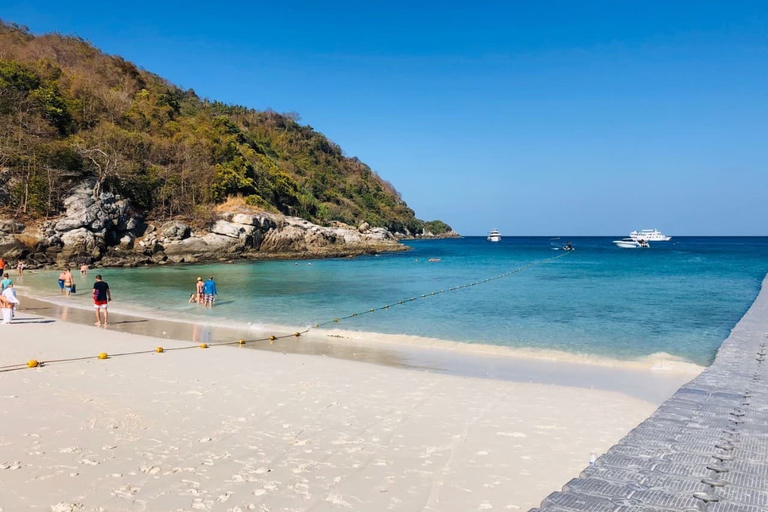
[0,20,452,235]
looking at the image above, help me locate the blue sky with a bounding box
[2,1,767,235]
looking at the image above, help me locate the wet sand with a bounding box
[18,295,697,404]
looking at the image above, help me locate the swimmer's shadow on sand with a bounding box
[109,319,149,325]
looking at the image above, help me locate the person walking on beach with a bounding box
[62,268,74,296]
[1,273,12,291]
[92,275,111,326]
[16,260,24,277]
[202,276,218,309]
[2,284,19,321]
[0,294,16,324]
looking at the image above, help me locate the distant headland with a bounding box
[0,20,457,268]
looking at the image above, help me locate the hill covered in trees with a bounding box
[0,20,453,236]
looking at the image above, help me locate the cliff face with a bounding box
[0,181,406,268]
[0,20,454,242]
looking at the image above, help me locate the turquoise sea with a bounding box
[18,237,768,367]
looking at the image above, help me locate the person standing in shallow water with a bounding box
[92,275,111,326]
[202,276,218,309]
[196,277,204,305]
[62,268,74,296]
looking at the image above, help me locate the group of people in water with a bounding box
[0,257,26,277]
[53,264,112,325]
[189,276,218,309]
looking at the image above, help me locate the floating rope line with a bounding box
[2,251,571,373]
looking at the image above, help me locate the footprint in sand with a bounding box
[113,484,140,499]
[2,461,22,470]
[140,465,161,475]
[51,503,83,512]
[191,498,210,510]
[79,458,99,466]
[216,492,233,503]
[496,431,527,438]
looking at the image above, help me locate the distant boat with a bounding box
[630,229,670,242]
[487,230,501,242]
[613,238,650,249]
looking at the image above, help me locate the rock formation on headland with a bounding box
[0,20,457,267]
[0,180,427,268]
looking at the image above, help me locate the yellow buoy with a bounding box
[370,308,375,312]
[294,332,301,337]
[334,318,339,322]
[269,335,276,341]
[155,347,164,353]
[352,313,357,316]
[199,343,208,349]
[98,352,108,360]
[27,359,39,368]
[238,339,245,345]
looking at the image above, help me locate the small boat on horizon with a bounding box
[630,229,670,242]
[487,230,501,242]
[613,238,650,249]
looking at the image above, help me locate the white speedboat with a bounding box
[487,230,501,242]
[613,238,650,249]
[630,229,670,241]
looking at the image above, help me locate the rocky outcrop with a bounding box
[154,212,402,263]
[0,181,411,268]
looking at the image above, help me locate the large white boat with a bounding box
[613,238,650,249]
[487,230,501,242]
[630,229,670,242]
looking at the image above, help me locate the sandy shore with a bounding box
[16,294,698,404]
[0,308,669,512]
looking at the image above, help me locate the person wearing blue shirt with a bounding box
[1,273,12,291]
[202,276,218,309]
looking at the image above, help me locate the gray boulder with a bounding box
[0,219,25,233]
[210,219,257,239]
[160,221,191,241]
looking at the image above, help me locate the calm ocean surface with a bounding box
[19,237,768,367]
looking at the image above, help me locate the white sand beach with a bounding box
[1,310,691,512]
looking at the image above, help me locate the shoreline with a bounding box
[16,291,699,405]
